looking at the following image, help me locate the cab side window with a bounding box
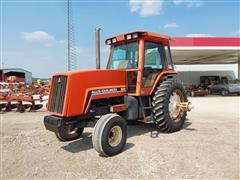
[164,45,173,69]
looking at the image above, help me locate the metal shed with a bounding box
[0,68,32,84]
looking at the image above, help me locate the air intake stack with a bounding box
[95,28,101,69]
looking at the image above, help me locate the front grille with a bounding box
[49,75,68,114]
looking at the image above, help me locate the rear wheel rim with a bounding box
[168,89,184,122]
[108,125,122,147]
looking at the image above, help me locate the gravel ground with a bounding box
[0,96,239,179]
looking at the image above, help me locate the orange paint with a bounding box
[47,31,177,118]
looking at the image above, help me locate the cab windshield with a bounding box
[107,42,139,69]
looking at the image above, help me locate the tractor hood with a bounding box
[48,69,127,117]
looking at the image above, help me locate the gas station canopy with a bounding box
[170,37,240,65]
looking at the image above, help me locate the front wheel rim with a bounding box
[66,126,79,135]
[108,125,122,147]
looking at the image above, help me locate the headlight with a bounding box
[132,33,138,39]
[112,38,117,43]
[106,39,112,45]
[126,34,132,40]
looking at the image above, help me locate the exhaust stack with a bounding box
[95,28,101,69]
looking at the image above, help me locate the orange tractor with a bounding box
[44,31,193,156]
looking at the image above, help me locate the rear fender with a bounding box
[150,71,177,95]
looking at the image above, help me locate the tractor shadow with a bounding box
[182,120,196,131]
[61,132,93,153]
[127,122,160,138]
[127,118,196,138]
[61,119,195,154]
[61,132,134,154]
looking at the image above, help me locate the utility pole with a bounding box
[1,0,4,81]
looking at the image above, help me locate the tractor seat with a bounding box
[143,71,159,87]
[117,60,130,69]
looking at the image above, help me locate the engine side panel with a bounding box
[47,70,127,117]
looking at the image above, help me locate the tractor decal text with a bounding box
[91,88,126,95]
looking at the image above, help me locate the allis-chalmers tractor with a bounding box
[44,31,193,156]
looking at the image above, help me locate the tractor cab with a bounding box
[105,31,175,96]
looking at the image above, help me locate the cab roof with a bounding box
[105,31,173,45]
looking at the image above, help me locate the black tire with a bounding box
[221,89,229,96]
[0,103,7,112]
[55,125,84,142]
[34,104,43,111]
[17,104,26,113]
[23,104,32,110]
[92,114,127,157]
[5,103,12,112]
[152,76,188,133]
[10,104,18,110]
[208,89,212,95]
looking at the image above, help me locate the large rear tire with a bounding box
[152,76,188,133]
[92,114,127,157]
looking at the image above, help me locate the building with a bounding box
[170,37,240,85]
[0,68,32,84]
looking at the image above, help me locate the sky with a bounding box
[1,0,239,78]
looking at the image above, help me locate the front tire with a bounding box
[17,104,26,113]
[221,89,229,96]
[152,76,188,133]
[55,125,84,142]
[92,114,127,157]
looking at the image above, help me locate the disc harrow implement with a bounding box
[0,82,49,113]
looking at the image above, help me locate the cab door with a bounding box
[107,41,140,95]
[141,41,165,92]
